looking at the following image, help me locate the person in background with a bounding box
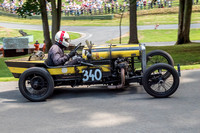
[42,40,46,52]
[34,40,40,51]
[0,47,4,57]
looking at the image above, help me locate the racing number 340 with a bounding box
[82,69,102,82]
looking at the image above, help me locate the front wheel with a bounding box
[19,67,54,102]
[142,63,179,98]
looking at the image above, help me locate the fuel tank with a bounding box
[82,44,140,60]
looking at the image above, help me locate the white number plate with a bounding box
[82,69,102,82]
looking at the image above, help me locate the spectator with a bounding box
[119,4,122,12]
[144,0,147,9]
[123,2,126,11]
[140,1,143,10]
[111,3,114,13]
[34,40,40,51]
[115,1,119,13]
[164,0,167,7]
[107,3,111,13]
[0,0,176,17]
[42,40,46,52]
[157,0,160,7]
[97,3,102,14]
[104,3,107,14]
[136,1,139,10]
[0,47,4,57]
[148,0,151,9]
[154,1,156,7]
[168,0,172,7]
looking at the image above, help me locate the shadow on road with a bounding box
[0,84,148,102]
[52,84,145,100]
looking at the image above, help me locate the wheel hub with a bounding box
[158,80,164,84]
[30,76,45,90]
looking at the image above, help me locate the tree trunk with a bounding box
[57,0,62,31]
[39,0,51,52]
[128,0,139,44]
[182,0,192,43]
[51,0,58,44]
[176,0,185,44]
[176,0,192,45]
[51,0,62,44]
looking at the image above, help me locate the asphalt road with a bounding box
[1,22,200,45]
[0,69,200,133]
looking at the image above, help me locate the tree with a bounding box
[16,0,40,18]
[176,0,193,44]
[128,0,139,44]
[51,0,62,44]
[16,0,62,51]
[39,0,51,52]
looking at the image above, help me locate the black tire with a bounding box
[142,63,179,98]
[146,50,174,67]
[19,67,54,102]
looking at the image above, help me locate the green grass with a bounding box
[180,64,200,70]
[0,9,200,26]
[108,28,200,44]
[146,43,200,66]
[0,55,31,78]
[0,27,81,45]
[0,77,18,82]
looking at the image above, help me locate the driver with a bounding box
[46,31,79,66]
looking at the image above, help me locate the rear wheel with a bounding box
[19,67,54,102]
[142,63,179,98]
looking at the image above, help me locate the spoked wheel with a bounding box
[142,63,179,98]
[19,67,54,102]
[146,50,174,67]
[147,50,174,78]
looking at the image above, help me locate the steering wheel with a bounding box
[73,43,82,53]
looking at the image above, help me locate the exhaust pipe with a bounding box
[108,68,125,89]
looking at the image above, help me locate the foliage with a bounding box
[16,0,40,18]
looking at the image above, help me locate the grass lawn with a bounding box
[146,43,200,66]
[0,6,200,26]
[0,27,81,45]
[107,28,200,44]
[0,54,31,78]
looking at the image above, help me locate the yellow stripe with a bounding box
[8,65,110,75]
[6,60,45,63]
[89,44,139,49]
[47,65,110,75]
[8,67,27,74]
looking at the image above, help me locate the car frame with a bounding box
[5,43,180,102]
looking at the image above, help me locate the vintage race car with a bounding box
[5,42,180,102]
